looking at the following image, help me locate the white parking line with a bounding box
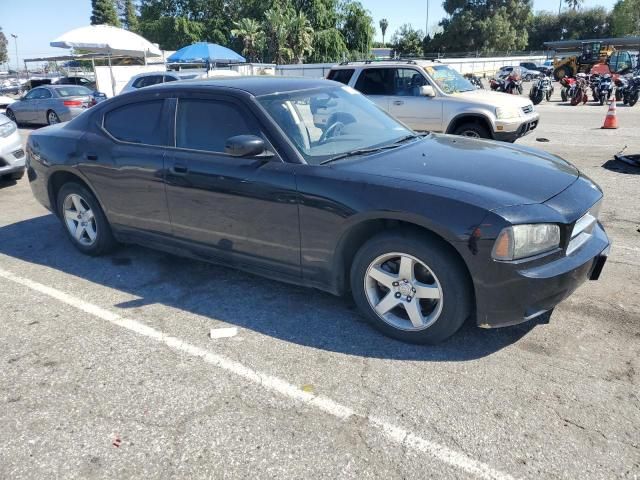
[0,266,515,480]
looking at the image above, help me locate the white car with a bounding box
[327,61,539,142]
[0,113,24,181]
[120,70,239,95]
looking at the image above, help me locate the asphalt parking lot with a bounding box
[1,89,639,479]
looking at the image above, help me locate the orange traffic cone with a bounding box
[602,98,618,129]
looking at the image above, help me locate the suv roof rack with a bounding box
[337,58,441,66]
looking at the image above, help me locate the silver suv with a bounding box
[327,60,540,142]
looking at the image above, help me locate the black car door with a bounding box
[78,97,173,235]
[164,95,301,278]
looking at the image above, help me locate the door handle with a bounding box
[393,100,404,106]
[171,164,188,175]
[85,153,98,161]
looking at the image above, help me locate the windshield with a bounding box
[257,86,413,165]
[424,65,475,93]
[57,86,93,97]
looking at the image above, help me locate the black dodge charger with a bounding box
[26,77,610,344]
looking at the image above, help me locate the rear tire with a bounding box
[47,110,60,125]
[56,182,117,256]
[350,231,472,344]
[629,92,639,107]
[452,122,490,139]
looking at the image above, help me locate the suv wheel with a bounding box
[57,182,117,256]
[350,231,471,344]
[452,122,490,139]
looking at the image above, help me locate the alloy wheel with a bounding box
[48,111,60,125]
[63,193,97,246]
[364,252,443,331]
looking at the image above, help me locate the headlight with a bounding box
[492,224,560,261]
[0,120,16,138]
[495,106,521,119]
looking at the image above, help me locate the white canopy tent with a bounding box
[50,25,162,96]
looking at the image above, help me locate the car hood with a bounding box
[453,89,533,108]
[334,134,579,210]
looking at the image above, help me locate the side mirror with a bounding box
[419,85,436,97]
[224,135,271,158]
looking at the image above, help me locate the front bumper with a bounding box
[494,113,540,142]
[0,129,25,176]
[476,222,610,328]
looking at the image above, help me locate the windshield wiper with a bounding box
[320,134,425,165]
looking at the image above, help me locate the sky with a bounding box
[0,0,619,69]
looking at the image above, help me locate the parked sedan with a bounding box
[5,85,95,126]
[26,77,610,344]
[0,113,25,180]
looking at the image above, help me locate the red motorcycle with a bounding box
[570,74,589,106]
[490,71,523,95]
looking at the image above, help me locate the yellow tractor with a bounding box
[552,41,615,80]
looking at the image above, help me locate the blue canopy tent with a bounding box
[167,42,246,66]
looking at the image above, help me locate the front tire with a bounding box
[452,122,490,139]
[350,231,472,344]
[56,182,117,256]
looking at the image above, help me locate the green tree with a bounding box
[138,0,229,48]
[91,0,121,27]
[288,11,315,63]
[121,0,139,32]
[379,18,389,46]
[391,24,424,57]
[340,1,375,58]
[565,0,584,10]
[429,0,532,54]
[527,8,612,49]
[610,0,640,36]
[231,18,264,62]
[309,27,347,62]
[264,7,294,63]
[0,28,8,66]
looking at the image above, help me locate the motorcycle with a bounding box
[570,74,589,106]
[529,75,554,105]
[490,71,522,95]
[464,73,484,89]
[560,76,575,102]
[593,74,614,105]
[623,73,640,107]
[615,76,629,102]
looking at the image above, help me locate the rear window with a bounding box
[57,86,93,97]
[132,75,164,89]
[104,100,165,145]
[327,69,355,85]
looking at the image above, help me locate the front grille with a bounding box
[567,201,601,255]
[522,105,534,114]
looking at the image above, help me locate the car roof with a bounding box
[148,76,337,96]
[330,60,440,69]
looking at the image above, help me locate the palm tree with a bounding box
[287,12,314,64]
[565,0,583,10]
[232,18,264,62]
[379,18,389,46]
[264,9,293,64]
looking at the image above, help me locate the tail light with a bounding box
[63,100,83,107]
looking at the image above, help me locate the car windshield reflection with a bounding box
[257,86,414,165]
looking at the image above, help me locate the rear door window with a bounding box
[354,68,394,95]
[132,75,164,89]
[175,99,260,153]
[104,100,166,145]
[327,69,355,85]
